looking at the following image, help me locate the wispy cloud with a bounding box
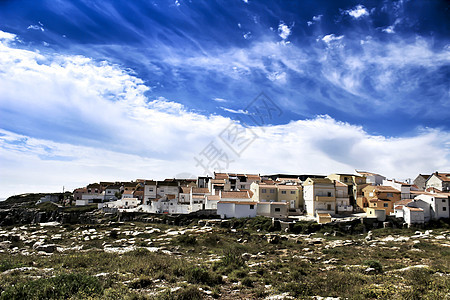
[278,21,293,40]
[213,97,228,103]
[344,5,369,19]
[220,107,249,115]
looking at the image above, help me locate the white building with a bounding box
[217,201,257,218]
[256,202,288,218]
[414,193,450,220]
[383,179,413,200]
[356,170,386,186]
[303,178,336,216]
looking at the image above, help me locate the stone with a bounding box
[364,267,377,274]
[35,244,57,253]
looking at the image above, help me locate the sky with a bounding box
[0,0,449,198]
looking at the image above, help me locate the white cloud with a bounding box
[345,5,369,19]
[243,32,252,40]
[278,21,292,40]
[219,107,249,114]
[213,97,228,103]
[0,30,16,42]
[27,24,45,32]
[322,34,344,45]
[0,30,449,198]
[313,15,323,22]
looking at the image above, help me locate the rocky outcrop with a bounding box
[0,208,104,226]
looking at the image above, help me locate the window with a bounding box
[160,189,164,192]
[270,189,275,193]
[387,193,393,198]
[327,192,332,197]
[443,207,447,211]
[383,203,388,207]
[290,191,296,194]
[240,185,245,189]
[344,177,348,182]
[262,189,266,193]
[443,199,446,203]
[275,208,280,212]
[249,205,254,209]
[149,188,154,192]
[281,191,287,194]
[369,192,373,197]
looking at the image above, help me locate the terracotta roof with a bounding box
[167,194,176,200]
[74,188,88,193]
[246,174,261,180]
[365,185,400,193]
[214,173,229,180]
[206,195,220,200]
[435,173,450,182]
[335,181,347,187]
[277,185,300,190]
[356,170,384,177]
[211,179,225,184]
[395,205,404,210]
[259,184,278,189]
[192,195,205,199]
[406,207,423,212]
[218,201,256,205]
[304,178,333,184]
[277,177,301,182]
[395,199,413,205]
[192,187,209,194]
[144,180,157,185]
[123,190,134,195]
[417,174,431,179]
[221,191,250,199]
[426,187,442,193]
[257,202,288,205]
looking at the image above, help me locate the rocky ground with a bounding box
[0,217,449,299]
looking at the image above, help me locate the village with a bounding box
[61,171,450,227]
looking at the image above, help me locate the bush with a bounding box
[129,276,153,289]
[185,266,222,286]
[177,234,197,245]
[241,277,253,287]
[0,273,103,299]
[364,260,383,273]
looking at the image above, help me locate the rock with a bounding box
[267,235,280,244]
[35,244,57,253]
[0,241,12,249]
[241,253,252,261]
[364,267,377,274]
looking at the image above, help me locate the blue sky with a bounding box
[0,0,449,198]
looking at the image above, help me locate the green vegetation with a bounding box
[0,220,448,299]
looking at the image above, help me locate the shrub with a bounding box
[129,276,153,289]
[0,273,103,299]
[174,286,204,300]
[185,266,222,286]
[364,260,383,273]
[177,234,197,245]
[241,277,253,287]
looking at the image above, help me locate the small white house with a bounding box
[256,202,288,218]
[217,201,257,218]
[414,193,449,220]
[403,206,424,225]
[75,199,91,206]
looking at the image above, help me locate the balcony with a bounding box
[316,196,335,202]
